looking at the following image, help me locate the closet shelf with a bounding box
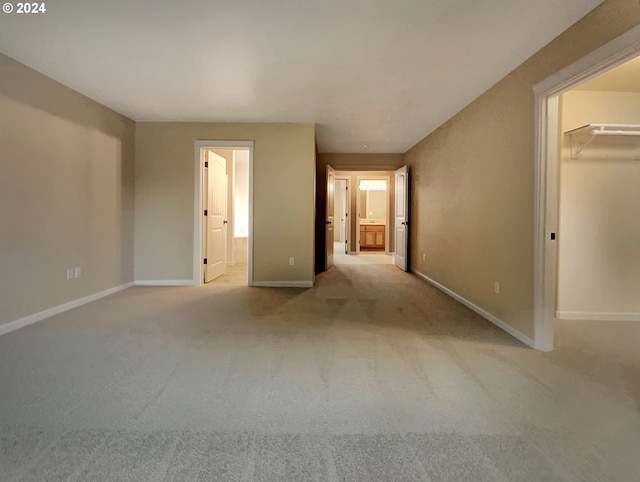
[565,124,640,136]
[564,124,640,159]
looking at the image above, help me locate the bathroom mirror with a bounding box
[359,179,387,222]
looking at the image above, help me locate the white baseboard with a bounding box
[251,280,314,288]
[0,282,134,337]
[134,280,196,286]
[556,311,640,322]
[412,269,535,349]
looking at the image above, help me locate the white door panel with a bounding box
[394,166,409,271]
[205,151,227,282]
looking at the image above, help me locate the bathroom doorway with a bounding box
[195,141,253,286]
[357,177,389,253]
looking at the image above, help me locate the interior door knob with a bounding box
[223,220,228,224]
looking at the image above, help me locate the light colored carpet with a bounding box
[334,250,393,265]
[0,264,638,481]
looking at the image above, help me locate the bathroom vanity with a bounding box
[359,221,385,250]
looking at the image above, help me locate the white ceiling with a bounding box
[0,0,603,153]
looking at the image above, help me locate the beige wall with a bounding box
[334,179,346,243]
[558,90,640,315]
[134,123,315,283]
[0,53,135,327]
[403,0,640,338]
[318,153,404,171]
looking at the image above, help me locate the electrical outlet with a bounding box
[422,253,426,261]
[74,266,81,278]
[494,281,500,294]
[66,268,73,280]
[289,257,295,266]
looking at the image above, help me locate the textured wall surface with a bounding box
[404,0,640,338]
[0,53,135,327]
[135,123,315,283]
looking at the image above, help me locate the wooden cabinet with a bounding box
[360,224,385,250]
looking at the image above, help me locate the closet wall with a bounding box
[557,90,640,319]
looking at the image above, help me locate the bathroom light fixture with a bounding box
[359,180,387,191]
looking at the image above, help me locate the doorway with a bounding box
[194,141,254,286]
[325,168,409,269]
[556,59,640,323]
[533,25,640,351]
[357,176,389,254]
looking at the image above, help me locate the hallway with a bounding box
[0,265,638,480]
[333,241,393,265]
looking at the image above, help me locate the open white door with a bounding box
[205,151,227,282]
[325,165,335,269]
[394,166,409,271]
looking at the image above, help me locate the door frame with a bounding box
[355,175,391,254]
[532,25,640,351]
[334,176,350,254]
[194,140,254,286]
[325,165,335,270]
